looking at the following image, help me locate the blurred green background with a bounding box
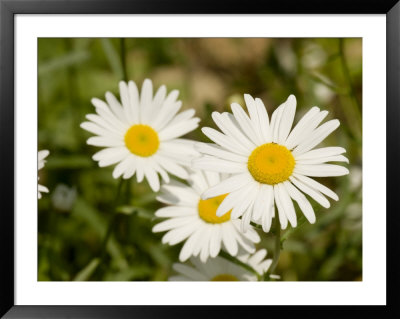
[38,38,362,281]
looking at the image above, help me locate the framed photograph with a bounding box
[1,0,398,317]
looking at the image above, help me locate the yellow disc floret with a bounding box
[198,194,231,224]
[247,143,295,185]
[124,124,159,157]
[211,274,239,281]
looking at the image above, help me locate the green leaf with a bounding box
[38,51,90,76]
[73,258,100,281]
[71,198,128,269]
[100,39,123,79]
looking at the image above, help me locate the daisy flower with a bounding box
[169,249,271,281]
[152,170,260,262]
[38,150,49,199]
[194,94,349,232]
[81,79,200,192]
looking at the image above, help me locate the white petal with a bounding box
[292,173,338,201]
[248,249,267,264]
[289,176,330,208]
[105,91,127,123]
[38,150,50,161]
[195,142,247,163]
[38,184,49,193]
[152,216,194,232]
[252,185,267,221]
[172,263,208,281]
[221,224,239,256]
[86,114,125,135]
[201,127,249,155]
[277,183,297,227]
[156,155,189,179]
[240,202,253,233]
[168,109,196,127]
[153,85,167,109]
[92,99,129,131]
[87,136,124,147]
[192,228,208,257]
[294,164,349,177]
[269,100,285,143]
[230,184,258,219]
[215,187,248,217]
[296,155,349,165]
[161,222,199,245]
[274,185,288,230]
[132,157,143,182]
[193,156,246,174]
[244,94,264,143]
[283,181,316,223]
[261,186,275,232]
[112,156,134,179]
[119,81,134,124]
[277,95,296,145]
[209,226,222,258]
[140,79,153,124]
[204,171,221,188]
[254,98,272,143]
[160,180,199,205]
[155,206,196,218]
[157,148,195,167]
[93,147,130,167]
[292,119,340,156]
[151,98,182,131]
[284,107,326,150]
[144,165,160,191]
[122,156,137,179]
[199,227,213,262]
[231,102,263,145]
[295,147,346,160]
[212,112,255,151]
[128,80,140,123]
[231,222,257,253]
[159,118,200,141]
[241,224,261,243]
[201,173,252,200]
[81,122,122,140]
[159,141,199,158]
[188,171,208,195]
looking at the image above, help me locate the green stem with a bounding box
[280,215,307,245]
[98,179,124,262]
[120,38,128,82]
[219,250,261,280]
[267,220,281,278]
[339,39,361,109]
[338,38,362,136]
[250,221,263,230]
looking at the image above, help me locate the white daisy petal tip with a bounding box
[244,93,255,103]
[287,94,297,104]
[38,150,50,199]
[308,216,317,224]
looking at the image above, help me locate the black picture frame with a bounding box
[1,0,399,318]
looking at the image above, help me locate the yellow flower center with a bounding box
[247,143,295,185]
[211,274,239,281]
[124,124,159,157]
[198,194,231,224]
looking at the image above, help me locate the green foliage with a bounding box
[38,38,362,281]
